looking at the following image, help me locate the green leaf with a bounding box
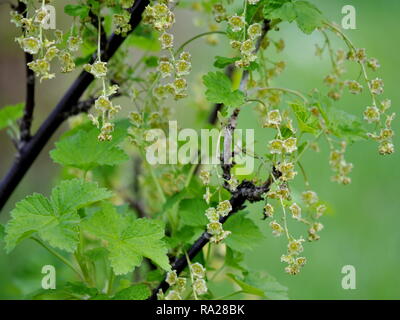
[243,271,289,300]
[5,179,112,253]
[267,1,297,22]
[289,102,320,134]
[225,247,247,272]
[64,282,99,298]
[113,284,151,300]
[64,4,90,18]
[82,203,170,274]
[294,1,324,34]
[227,271,289,299]
[264,0,324,34]
[224,212,264,252]
[213,56,240,69]
[50,121,129,171]
[203,71,245,108]
[0,103,24,130]
[327,108,368,142]
[179,199,208,227]
[227,273,265,297]
[263,0,292,18]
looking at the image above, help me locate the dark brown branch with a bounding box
[0,0,150,212]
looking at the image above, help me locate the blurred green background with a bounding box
[0,0,399,299]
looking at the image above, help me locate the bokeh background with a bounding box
[0,0,399,299]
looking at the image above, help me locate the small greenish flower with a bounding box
[367,58,380,71]
[67,36,82,52]
[269,139,284,154]
[179,51,191,62]
[159,32,174,49]
[27,59,54,82]
[86,61,108,78]
[173,78,187,92]
[175,59,191,76]
[207,221,223,235]
[283,137,297,153]
[281,254,295,264]
[10,11,23,27]
[379,140,394,155]
[263,203,274,218]
[368,78,384,95]
[380,99,391,112]
[95,96,112,111]
[289,203,301,220]
[113,12,132,35]
[158,61,174,78]
[264,109,282,127]
[44,46,59,61]
[287,238,304,255]
[19,36,41,55]
[34,7,49,24]
[153,85,168,99]
[296,257,307,267]
[191,263,206,279]
[205,208,219,222]
[216,200,232,217]
[240,39,255,55]
[354,48,367,63]
[363,106,380,123]
[345,80,363,94]
[230,40,241,49]
[269,220,284,237]
[324,74,337,87]
[228,15,245,32]
[166,270,178,286]
[129,112,143,127]
[248,23,262,39]
[210,230,231,243]
[193,279,208,295]
[58,51,75,73]
[285,264,300,275]
[302,190,318,206]
[175,277,187,293]
[277,161,297,181]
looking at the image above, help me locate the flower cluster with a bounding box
[205,200,232,243]
[143,2,192,102]
[162,270,187,300]
[85,47,121,140]
[281,238,306,275]
[12,4,79,82]
[113,11,132,35]
[329,142,353,184]
[190,263,208,296]
[228,18,263,68]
